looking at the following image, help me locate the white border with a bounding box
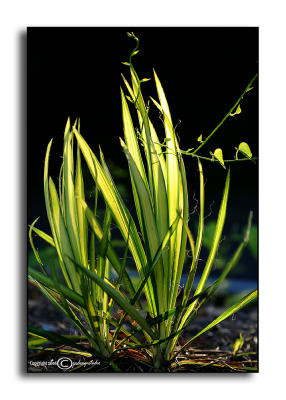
[1,0,285,397]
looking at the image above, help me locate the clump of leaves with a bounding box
[28,120,145,366]
[28,32,257,372]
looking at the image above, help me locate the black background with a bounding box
[28,27,258,234]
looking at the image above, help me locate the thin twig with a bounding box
[192,73,258,155]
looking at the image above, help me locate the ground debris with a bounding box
[28,285,257,373]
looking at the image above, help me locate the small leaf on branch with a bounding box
[238,142,252,159]
[230,104,241,117]
[214,148,225,168]
[197,134,203,142]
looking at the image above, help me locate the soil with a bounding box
[28,284,258,373]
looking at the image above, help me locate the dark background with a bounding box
[27,27,258,278]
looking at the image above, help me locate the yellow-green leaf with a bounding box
[230,104,241,116]
[238,142,252,159]
[214,148,225,169]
